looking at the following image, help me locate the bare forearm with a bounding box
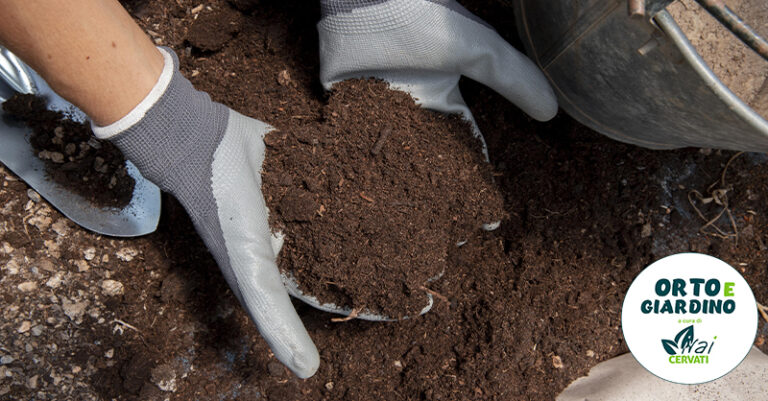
[0,0,163,125]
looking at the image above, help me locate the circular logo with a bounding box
[622,253,757,384]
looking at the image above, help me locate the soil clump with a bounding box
[2,94,135,208]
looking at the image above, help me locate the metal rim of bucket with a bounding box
[655,9,768,137]
[690,0,768,62]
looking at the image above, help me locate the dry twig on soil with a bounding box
[758,302,768,323]
[688,152,744,241]
[331,308,361,323]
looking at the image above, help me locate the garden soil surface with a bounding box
[1,0,768,400]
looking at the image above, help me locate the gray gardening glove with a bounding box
[318,0,558,131]
[91,47,319,378]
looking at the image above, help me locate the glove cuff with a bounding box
[91,47,175,139]
[107,47,229,197]
[318,0,426,34]
[320,0,389,17]
[319,0,493,32]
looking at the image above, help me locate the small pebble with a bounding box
[27,189,41,203]
[49,152,65,164]
[75,260,90,272]
[84,247,96,261]
[116,247,138,262]
[104,349,114,359]
[71,366,81,374]
[277,69,294,87]
[31,325,44,337]
[0,356,14,365]
[44,240,61,258]
[641,222,652,238]
[325,382,334,391]
[17,321,31,333]
[27,375,39,389]
[552,355,564,369]
[38,259,56,272]
[51,219,70,236]
[586,350,595,358]
[101,280,124,296]
[62,299,88,322]
[17,281,38,292]
[28,214,52,231]
[4,260,19,275]
[46,273,63,289]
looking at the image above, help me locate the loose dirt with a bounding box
[2,94,135,208]
[1,0,768,400]
[668,0,768,118]
[262,79,505,318]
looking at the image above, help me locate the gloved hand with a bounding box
[92,47,319,378]
[318,0,558,135]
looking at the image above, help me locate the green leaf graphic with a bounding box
[661,339,678,355]
[675,325,695,350]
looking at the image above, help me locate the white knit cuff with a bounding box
[91,47,174,139]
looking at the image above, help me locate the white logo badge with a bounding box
[622,253,757,384]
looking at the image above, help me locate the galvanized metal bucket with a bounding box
[514,0,768,152]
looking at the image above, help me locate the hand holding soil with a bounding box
[262,79,506,319]
[318,0,558,128]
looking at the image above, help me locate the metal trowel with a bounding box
[0,47,161,237]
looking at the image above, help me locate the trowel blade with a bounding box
[0,73,161,238]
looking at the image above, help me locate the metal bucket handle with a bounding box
[689,0,768,61]
[652,9,768,137]
[635,0,768,61]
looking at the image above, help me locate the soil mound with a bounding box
[262,79,506,318]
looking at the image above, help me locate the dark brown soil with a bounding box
[2,1,768,400]
[2,93,135,208]
[186,5,243,52]
[262,79,505,318]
